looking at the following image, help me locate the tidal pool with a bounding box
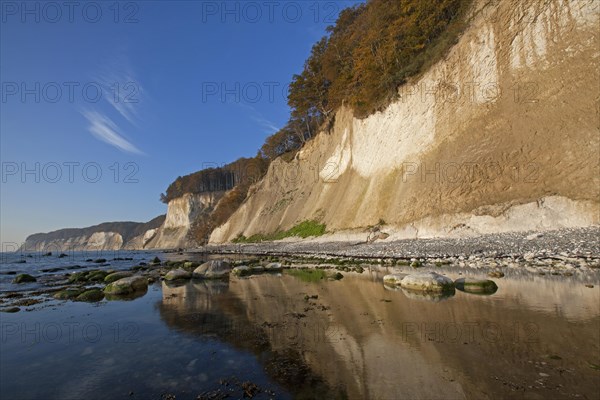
[1,265,599,399]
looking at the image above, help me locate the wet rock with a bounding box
[75,289,104,302]
[68,271,89,283]
[13,274,36,283]
[151,256,161,264]
[232,265,251,277]
[488,270,505,278]
[0,307,20,313]
[53,289,83,300]
[87,270,108,282]
[400,272,454,292]
[164,268,192,281]
[193,260,231,279]
[264,262,283,271]
[58,253,69,258]
[93,258,107,264]
[104,276,148,295]
[383,273,408,286]
[455,278,498,294]
[331,272,344,280]
[104,271,133,283]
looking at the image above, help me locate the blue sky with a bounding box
[0,1,363,245]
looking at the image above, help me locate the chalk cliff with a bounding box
[19,216,165,252]
[210,0,600,243]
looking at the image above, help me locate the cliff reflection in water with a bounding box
[158,272,600,400]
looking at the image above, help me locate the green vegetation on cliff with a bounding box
[233,220,327,243]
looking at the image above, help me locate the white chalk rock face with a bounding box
[400,272,455,292]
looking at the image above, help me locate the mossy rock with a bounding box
[151,256,161,264]
[455,278,498,294]
[104,271,133,283]
[67,271,88,284]
[75,289,105,302]
[0,307,20,313]
[104,276,148,295]
[53,289,83,300]
[232,266,251,277]
[400,272,455,293]
[164,268,192,281]
[87,271,108,282]
[93,258,107,264]
[331,272,344,280]
[13,274,36,283]
[383,274,407,286]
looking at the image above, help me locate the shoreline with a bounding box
[199,226,600,265]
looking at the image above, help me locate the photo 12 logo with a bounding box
[1,162,140,184]
[199,1,341,24]
[1,81,139,104]
[1,1,140,24]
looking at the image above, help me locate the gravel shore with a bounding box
[201,227,600,270]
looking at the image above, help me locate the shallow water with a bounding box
[1,257,599,399]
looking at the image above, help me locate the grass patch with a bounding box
[285,268,327,283]
[232,220,326,243]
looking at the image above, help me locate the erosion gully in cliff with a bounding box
[2,0,599,399]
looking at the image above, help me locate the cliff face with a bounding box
[211,0,600,243]
[20,216,165,252]
[145,192,225,249]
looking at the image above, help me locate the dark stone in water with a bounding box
[93,258,107,263]
[13,274,36,284]
[0,307,20,313]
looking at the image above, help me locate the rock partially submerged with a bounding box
[75,289,105,302]
[193,260,231,279]
[104,276,148,295]
[232,265,251,277]
[264,262,282,272]
[383,273,408,286]
[13,274,36,284]
[455,278,498,294]
[399,272,455,293]
[164,268,192,281]
[53,289,83,300]
[104,271,133,283]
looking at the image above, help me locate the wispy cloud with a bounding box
[239,103,280,134]
[82,110,144,155]
[84,58,145,154]
[97,69,141,126]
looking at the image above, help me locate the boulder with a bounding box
[87,270,108,282]
[455,278,498,294]
[75,289,105,302]
[104,271,133,283]
[264,262,282,271]
[383,273,407,286]
[193,260,231,279]
[232,266,251,277]
[400,272,454,292]
[104,276,148,295]
[53,289,83,300]
[164,268,192,281]
[13,274,36,283]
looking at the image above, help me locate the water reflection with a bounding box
[158,272,600,399]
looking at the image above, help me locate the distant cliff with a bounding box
[145,192,225,249]
[20,216,165,252]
